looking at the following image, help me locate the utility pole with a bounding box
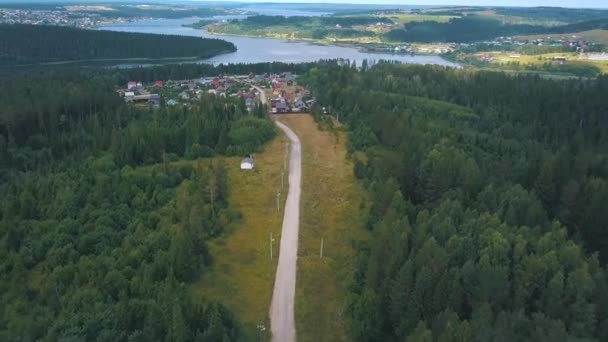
[320,237,324,259]
[276,189,280,213]
[270,232,273,261]
[281,170,284,189]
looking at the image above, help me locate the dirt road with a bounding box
[270,120,301,342]
[256,85,302,341]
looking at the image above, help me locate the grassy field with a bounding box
[191,131,290,340]
[276,114,369,342]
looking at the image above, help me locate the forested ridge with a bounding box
[208,15,393,40]
[0,67,278,340]
[302,62,608,340]
[0,24,236,65]
[385,16,608,43]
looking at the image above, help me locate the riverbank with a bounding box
[98,17,459,66]
[201,27,454,60]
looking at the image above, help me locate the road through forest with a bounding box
[256,86,302,342]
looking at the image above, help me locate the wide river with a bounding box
[100,17,458,67]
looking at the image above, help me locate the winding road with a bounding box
[255,86,301,342]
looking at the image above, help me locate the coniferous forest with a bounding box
[0,24,236,65]
[2,54,608,340]
[0,68,279,341]
[302,62,608,341]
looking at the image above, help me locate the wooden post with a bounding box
[320,237,324,259]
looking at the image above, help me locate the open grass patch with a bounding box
[276,114,369,342]
[191,132,290,340]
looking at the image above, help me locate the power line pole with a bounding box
[270,232,273,261]
[320,237,324,259]
[276,189,280,213]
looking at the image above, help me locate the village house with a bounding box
[240,156,254,170]
[125,93,160,105]
[271,98,288,114]
[179,91,190,100]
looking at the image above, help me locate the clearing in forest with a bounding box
[192,132,290,340]
[276,114,368,342]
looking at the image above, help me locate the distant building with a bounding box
[154,81,164,88]
[240,156,254,170]
[126,93,160,105]
[179,91,190,100]
[127,81,137,90]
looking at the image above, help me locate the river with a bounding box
[99,17,458,67]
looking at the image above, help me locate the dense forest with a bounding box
[494,7,608,23]
[0,66,278,340]
[0,24,236,65]
[385,16,608,43]
[302,62,608,340]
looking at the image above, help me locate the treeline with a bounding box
[303,63,608,340]
[213,15,390,40]
[0,24,236,65]
[234,15,393,28]
[494,7,608,24]
[385,17,543,43]
[0,66,280,339]
[547,18,608,34]
[385,16,608,43]
[107,61,325,85]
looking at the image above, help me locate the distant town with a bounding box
[0,6,132,28]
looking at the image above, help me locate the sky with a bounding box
[0,0,606,9]
[195,0,608,9]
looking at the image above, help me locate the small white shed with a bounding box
[240,157,254,170]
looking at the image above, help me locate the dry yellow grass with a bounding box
[192,132,290,340]
[276,114,369,342]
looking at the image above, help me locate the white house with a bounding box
[240,157,254,170]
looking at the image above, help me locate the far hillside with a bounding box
[0,24,236,66]
[385,16,608,43]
